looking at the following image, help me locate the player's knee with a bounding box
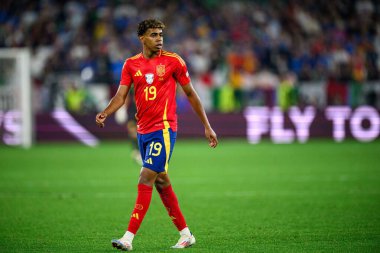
[138,168,157,186]
[154,179,164,192]
[155,177,170,192]
[138,177,153,186]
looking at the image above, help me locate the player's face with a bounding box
[141,28,163,52]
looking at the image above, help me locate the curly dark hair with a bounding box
[137,19,165,36]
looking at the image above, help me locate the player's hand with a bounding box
[96,112,108,128]
[205,127,218,148]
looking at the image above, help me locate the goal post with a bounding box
[0,48,33,148]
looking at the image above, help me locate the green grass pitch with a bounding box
[0,139,379,252]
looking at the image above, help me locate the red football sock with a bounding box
[157,185,187,231]
[127,184,153,234]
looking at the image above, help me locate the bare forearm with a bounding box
[187,90,218,147]
[102,85,130,116]
[103,94,125,116]
[181,83,218,147]
[187,92,211,129]
[96,85,130,128]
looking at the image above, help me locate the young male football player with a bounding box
[95,19,218,251]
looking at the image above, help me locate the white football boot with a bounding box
[111,239,133,251]
[171,233,196,249]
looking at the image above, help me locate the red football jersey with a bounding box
[120,50,191,134]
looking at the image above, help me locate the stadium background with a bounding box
[0,0,380,252]
[1,0,380,143]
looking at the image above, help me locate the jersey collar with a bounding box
[141,50,162,60]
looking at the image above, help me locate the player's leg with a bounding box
[112,167,157,251]
[154,127,196,249]
[155,173,196,248]
[155,173,187,231]
[126,131,166,235]
[113,129,173,251]
[128,167,157,230]
[112,132,160,251]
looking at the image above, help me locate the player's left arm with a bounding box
[181,82,218,148]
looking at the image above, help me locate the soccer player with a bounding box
[95,19,218,251]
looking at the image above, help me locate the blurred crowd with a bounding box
[1,0,380,113]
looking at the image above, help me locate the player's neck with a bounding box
[142,49,161,59]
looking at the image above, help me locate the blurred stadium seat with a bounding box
[1,0,380,144]
[1,0,379,113]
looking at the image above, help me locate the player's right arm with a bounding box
[96,84,131,128]
[96,58,133,128]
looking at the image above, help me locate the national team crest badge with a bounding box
[145,73,154,84]
[156,64,165,77]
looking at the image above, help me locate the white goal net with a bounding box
[0,49,33,148]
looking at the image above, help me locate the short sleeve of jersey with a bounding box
[120,60,132,86]
[173,56,191,86]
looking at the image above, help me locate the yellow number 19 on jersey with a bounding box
[144,86,157,101]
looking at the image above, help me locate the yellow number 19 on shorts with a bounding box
[137,128,176,173]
